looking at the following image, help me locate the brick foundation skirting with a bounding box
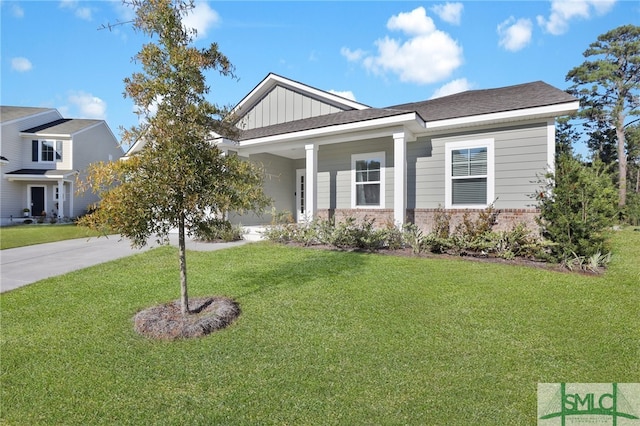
[315,208,540,233]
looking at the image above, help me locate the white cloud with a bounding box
[343,7,463,85]
[497,17,533,51]
[537,0,616,35]
[67,91,107,119]
[431,3,464,25]
[12,4,24,18]
[59,0,93,21]
[341,47,366,62]
[387,7,436,35]
[182,2,220,39]
[11,57,32,72]
[328,90,356,102]
[430,78,472,99]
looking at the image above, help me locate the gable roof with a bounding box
[233,73,370,119]
[20,118,104,136]
[0,106,57,124]
[387,81,577,122]
[236,80,578,141]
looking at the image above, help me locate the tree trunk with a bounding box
[616,113,627,208]
[178,213,189,315]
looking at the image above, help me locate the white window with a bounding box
[445,139,494,208]
[54,187,66,201]
[34,140,62,162]
[352,152,385,208]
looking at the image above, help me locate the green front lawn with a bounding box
[1,230,638,425]
[0,223,103,250]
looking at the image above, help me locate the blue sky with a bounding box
[2,0,638,146]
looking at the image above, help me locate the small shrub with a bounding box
[382,221,404,250]
[270,208,294,225]
[193,218,244,242]
[402,223,425,255]
[262,223,298,243]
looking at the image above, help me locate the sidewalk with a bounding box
[0,235,249,293]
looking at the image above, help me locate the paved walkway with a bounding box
[0,235,249,293]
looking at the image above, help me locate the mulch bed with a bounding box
[134,296,240,340]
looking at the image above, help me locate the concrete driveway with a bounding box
[0,235,248,293]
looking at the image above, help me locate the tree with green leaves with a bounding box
[79,0,270,315]
[566,24,640,208]
[535,154,617,261]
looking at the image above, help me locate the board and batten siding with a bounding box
[238,85,345,131]
[411,122,549,210]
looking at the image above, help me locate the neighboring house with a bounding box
[0,106,123,226]
[128,73,580,231]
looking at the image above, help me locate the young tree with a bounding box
[79,0,270,315]
[566,24,640,208]
[535,154,617,261]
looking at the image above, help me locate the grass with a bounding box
[0,223,103,250]
[1,229,638,425]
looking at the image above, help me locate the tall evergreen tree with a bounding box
[566,24,640,207]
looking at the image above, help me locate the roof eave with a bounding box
[237,112,423,147]
[5,170,78,181]
[424,101,580,132]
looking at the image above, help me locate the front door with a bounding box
[30,186,45,216]
[295,169,306,223]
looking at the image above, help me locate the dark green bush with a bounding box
[534,154,617,260]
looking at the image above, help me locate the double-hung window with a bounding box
[32,140,62,163]
[352,152,385,208]
[445,139,494,208]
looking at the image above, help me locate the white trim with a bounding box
[238,112,422,147]
[27,184,47,216]
[546,118,556,174]
[444,139,494,209]
[295,168,306,223]
[393,132,407,226]
[351,151,386,209]
[425,101,580,132]
[304,144,317,222]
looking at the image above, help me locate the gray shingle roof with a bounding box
[21,118,103,135]
[237,81,576,141]
[0,106,54,123]
[387,81,577,122]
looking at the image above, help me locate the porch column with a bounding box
[393,131,408,227]
[69,179,74,218]
[57,179,65,218]
[305,143,318,222]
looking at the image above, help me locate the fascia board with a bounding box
[424,101,580,131]
[238,112,422,147]
[6,171,78,181]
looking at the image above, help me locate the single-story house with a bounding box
[0,106,123,226]
[128,73,579,232]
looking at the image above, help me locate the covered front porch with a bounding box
[5,169,78,221]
